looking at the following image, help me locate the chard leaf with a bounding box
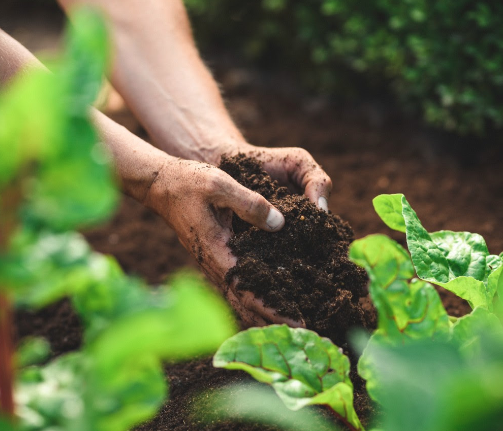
[491,265,503,321]
[451,307,503,359]
[214,325,364,431]
[350,235,449,340]
[373,194,495,309]
[350,235,449,404]
[372,194,406,233]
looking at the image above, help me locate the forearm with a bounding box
[0,28,168,204]
[58,0,249,165]
[0,29,45,85]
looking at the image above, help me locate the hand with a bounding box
[222,143,332,211]
[143,157,305,328]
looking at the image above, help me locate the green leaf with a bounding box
[62,7,110,111]
[200,384,339,431]
[372,194,406,233]
[374,194,495,309]
[16,337,51,368]
[451,307,503,359]
[214,325,364,431]
[350,235,449,340]
[491,265,503,322]
[0,229,96,307]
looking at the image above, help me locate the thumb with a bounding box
[218,179,285,232]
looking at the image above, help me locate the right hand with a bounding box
[143,158,305,328]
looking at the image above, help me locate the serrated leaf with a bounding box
[214,325,364,431]
[372,194,406,233]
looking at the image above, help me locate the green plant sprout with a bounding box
[0,8,235,430]
[213,193,503,431]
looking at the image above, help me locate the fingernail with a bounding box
[318,196,329,212]
[266,208,284,231]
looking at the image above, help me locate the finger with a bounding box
[226,287,268,328]
[240,291,306,328]
[302,167,332,212]
[215,174,285,232]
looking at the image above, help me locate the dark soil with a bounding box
[7,6,503,428]
[220,154,374,347]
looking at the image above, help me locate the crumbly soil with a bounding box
[8,5,503,428]
[220,154,374,347]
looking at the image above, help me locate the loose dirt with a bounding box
[220,154,374,347]
[12,54,503,431]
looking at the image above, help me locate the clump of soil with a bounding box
[220,154,375,347]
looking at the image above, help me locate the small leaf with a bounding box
[214,325,364,431]
[373,194,406,233]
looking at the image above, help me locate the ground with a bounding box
[4,2,503,430]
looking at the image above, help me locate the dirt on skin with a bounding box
[220,154,375,348]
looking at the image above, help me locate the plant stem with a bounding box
[327,406,362,431]
[0,182,22,421]
[0,293,15,419]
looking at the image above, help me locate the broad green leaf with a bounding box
[360,339,465,431]
[349,234,414,289]
[350,235,449,340]
[200,384,339,431]
[451,307,503,359]
[214,325,364,431]
[16,337,51,368]
[373,194,495,309]
[430,231,489,280]
[372,194,406,233]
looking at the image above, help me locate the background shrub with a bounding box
[185,0,503,136]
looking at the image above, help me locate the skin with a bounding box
[0,0,332,327]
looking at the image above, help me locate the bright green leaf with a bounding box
[214,325,364,431]
[372,194,406,233]
[374,194,495,309]
[350,234,449,340]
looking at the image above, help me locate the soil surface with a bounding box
[7,4,503,429]
[220,154,373,347]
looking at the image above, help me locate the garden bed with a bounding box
[15,69,503,430]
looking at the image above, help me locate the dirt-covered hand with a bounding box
[222,144,333,212]
[143,158,304,328]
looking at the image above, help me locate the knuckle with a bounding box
[203,169,224,195]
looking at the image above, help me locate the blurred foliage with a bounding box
[185,0,503,135]
[0,8,236,431]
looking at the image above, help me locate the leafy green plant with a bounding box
[213,193,503,431]
[214,325,363,431]
[185,0,503,135]
[0,8,235,430]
